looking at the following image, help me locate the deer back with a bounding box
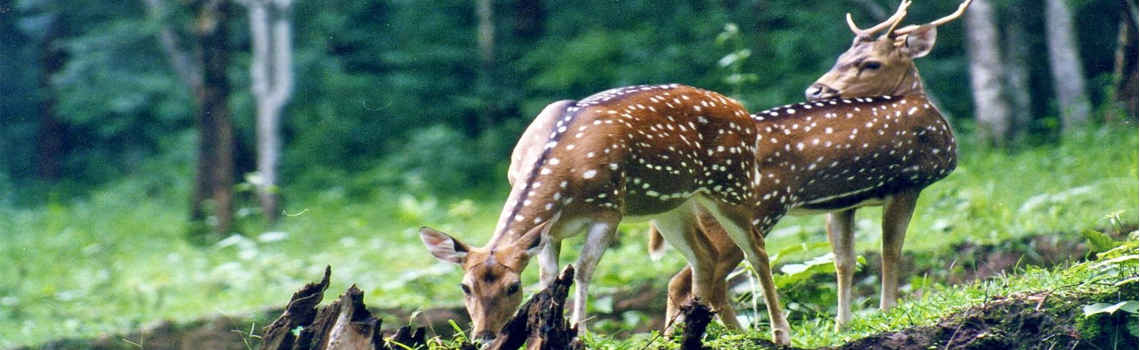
[751,95,956,225]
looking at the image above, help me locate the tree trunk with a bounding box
[191,0,236,237]
[511,0,545,38]
[965,0,1012,147]
[1002,2,1032,142]
[1045,0,1092,133]
[36,12,66,182]
[247,0,295,224]
[472,0,497,134]
[144,0,236,238]
[1108,9,1138,122]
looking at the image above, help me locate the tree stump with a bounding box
[487,265,583,350]
[258,266,426,350]
[678,298,714,350]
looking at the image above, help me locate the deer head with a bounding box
[420,225,544,343]
[807,0,972,101]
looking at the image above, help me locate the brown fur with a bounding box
[660,0,969,334]
[425,84,792,345]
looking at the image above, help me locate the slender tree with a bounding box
[1003,2,1032,141]
[1108,7,1138,122]
[242,0,294,224]
[34,2,66,181]
[965,0,1012,146]
[1045,0,1091,133]
[473,0,497,133]
[143,0,236,238]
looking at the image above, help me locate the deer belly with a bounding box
[789,195,884,216]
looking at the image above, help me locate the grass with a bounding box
[0,128,1136,349]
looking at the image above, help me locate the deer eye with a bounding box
[506,282,521,295]
[460,283,472,295]
[862,61,882,70]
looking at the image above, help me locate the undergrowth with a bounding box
[0,128,1135,349]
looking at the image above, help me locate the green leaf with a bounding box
[1121,301,1139,315]
[1081,229,1122,253]
[1083,301,1129,316]
[775,253,837,288]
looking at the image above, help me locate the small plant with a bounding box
[716,23,758,100]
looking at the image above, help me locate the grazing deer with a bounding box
[654,0,968,332]
[420,84,792,345]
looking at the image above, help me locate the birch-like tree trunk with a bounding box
[473,0,497,133]
[965,0,1012,146]
[244,0,294,224]
[1045,0,1091,133]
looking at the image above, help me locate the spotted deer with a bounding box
[420,84,792,345]
[653,0,968,332]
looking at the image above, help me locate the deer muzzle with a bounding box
[806,82,839,101]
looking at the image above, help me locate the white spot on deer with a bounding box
[583,169,597,179]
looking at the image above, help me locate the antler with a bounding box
[846,0,912,37]
[892,0,974,36]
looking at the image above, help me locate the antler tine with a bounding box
[846,0,912,36]
[894,0,974,36]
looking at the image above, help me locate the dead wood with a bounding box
[258,266,426,350]
[486,265,583,350]
[678,298,714,350]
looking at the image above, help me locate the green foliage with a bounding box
[0,0,1136,348]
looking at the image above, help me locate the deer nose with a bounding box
[806,83,838,101]
[474,331,497,345]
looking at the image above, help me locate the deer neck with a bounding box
[487,104,585,250]
[888,64,926,98]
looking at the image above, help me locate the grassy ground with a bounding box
[0,128,1136,349]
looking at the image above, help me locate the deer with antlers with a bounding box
[420,84,793,345]
[653,0,969,332]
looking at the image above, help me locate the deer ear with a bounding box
[517,222,550,259]
[420,227,470,264]
[901,25,936,58]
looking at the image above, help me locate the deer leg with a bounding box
[653,205,719,334]
[710,246,744,330]
[880,189,920,311]
[696,206,745,331]
[664,265,693,335]
[538,239,562,288]
[826,209,857,331]
[570,216,620,334]
[699,200,790,345]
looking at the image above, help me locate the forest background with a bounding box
[0,0,1137,348]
